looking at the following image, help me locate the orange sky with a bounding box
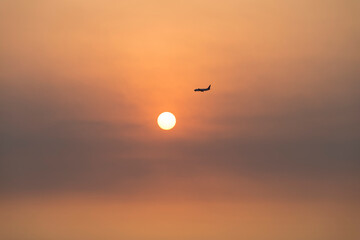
[1,0,360,239]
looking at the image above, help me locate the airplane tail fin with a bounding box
[208,84,211,90]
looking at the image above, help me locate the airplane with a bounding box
[194,84,211,92]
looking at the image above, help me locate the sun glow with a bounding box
[157,112,176,130]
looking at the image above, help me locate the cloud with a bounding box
[1,71,359,202]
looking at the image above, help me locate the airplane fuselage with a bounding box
[194,88,208,92]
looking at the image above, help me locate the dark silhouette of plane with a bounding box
[194,84,211,92]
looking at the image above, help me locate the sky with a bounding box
[1,0,360,239]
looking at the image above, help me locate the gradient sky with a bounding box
[1,0,360,239]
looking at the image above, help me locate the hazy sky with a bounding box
[1,0,359,239]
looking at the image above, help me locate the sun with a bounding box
[157,112,176,130]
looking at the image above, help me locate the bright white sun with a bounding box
[157,112,176,130]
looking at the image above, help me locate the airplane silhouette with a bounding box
[194,84,211,92]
